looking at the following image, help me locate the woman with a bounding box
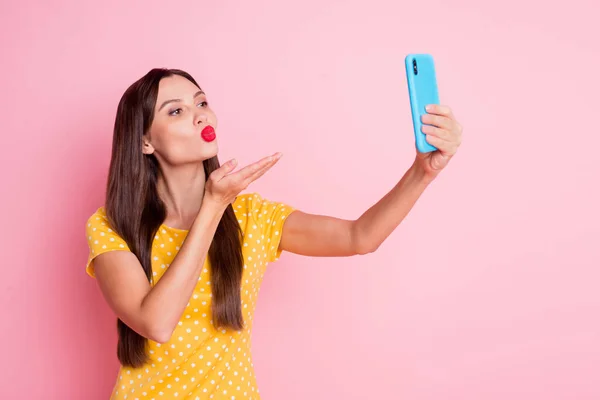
[85,68,462,399]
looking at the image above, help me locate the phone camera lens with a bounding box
[413,59,418,75]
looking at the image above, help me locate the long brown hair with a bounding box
[105,68,244,368]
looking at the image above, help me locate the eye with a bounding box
[168,101,208,116]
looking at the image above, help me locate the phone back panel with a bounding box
[405,54,439,153]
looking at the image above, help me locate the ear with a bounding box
[142,137,155,155]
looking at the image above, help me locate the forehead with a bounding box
[156,75,202,102]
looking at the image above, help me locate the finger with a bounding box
[421,125,453,141]
[242,154,282,186]
[230,153,281,181]
[425,134,457,155]
[421,113,454,131]
[455,121,463,136]
[425,104,454,118]
[211,158,238,181]
[243,156,281,186]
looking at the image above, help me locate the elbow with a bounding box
[356,241,379,255]
[147,328,173,344]
[351,222,379,255]
[138,299,175,343]
[144,321,175,344]
[150,332,172,344]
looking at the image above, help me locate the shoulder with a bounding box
[231,193,257,229]
[84,206,128,247]
[233,193,296,263]
[85,206,109,230]
[233,193,256,209]
[233,192,279,216]
[234,192,296,224]
[84,206,130,277]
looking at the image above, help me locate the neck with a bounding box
[156,162,206,230]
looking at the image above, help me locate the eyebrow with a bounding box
[158,90,205,111]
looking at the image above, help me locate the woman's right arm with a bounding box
[93,200,225,343]
[92,152,282,343]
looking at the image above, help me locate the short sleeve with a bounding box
[245,193,296,263]
[85,207,131,278]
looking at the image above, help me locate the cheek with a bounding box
[151,123,189,149]
[153,124,213,163]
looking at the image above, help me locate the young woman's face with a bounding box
[143,74,218,165]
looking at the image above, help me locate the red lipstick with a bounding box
[201,126,216,142]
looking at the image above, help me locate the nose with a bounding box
[195,112,208,125]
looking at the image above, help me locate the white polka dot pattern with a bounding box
[84,192,296,399]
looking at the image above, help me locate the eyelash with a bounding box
[168,101,208,116]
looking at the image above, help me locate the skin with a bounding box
[93,74,463,342]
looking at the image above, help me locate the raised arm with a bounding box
[279,104,462,257]
[92,153,282,342]
[94,201,224,343]
[279,164,430,257]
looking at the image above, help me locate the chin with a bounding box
[201,145,219,161]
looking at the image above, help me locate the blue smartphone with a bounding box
[405,53,440,153]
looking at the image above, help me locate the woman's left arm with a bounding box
[279,104,462,257]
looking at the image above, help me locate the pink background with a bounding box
[1,0,599,398]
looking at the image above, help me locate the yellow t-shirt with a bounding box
[85,192,296,400]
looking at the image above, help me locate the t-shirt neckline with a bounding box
[160,223,190,233]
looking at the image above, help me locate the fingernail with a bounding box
[231,159,237,165]
[426,105,433,111]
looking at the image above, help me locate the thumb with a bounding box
[430,152,450,170]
